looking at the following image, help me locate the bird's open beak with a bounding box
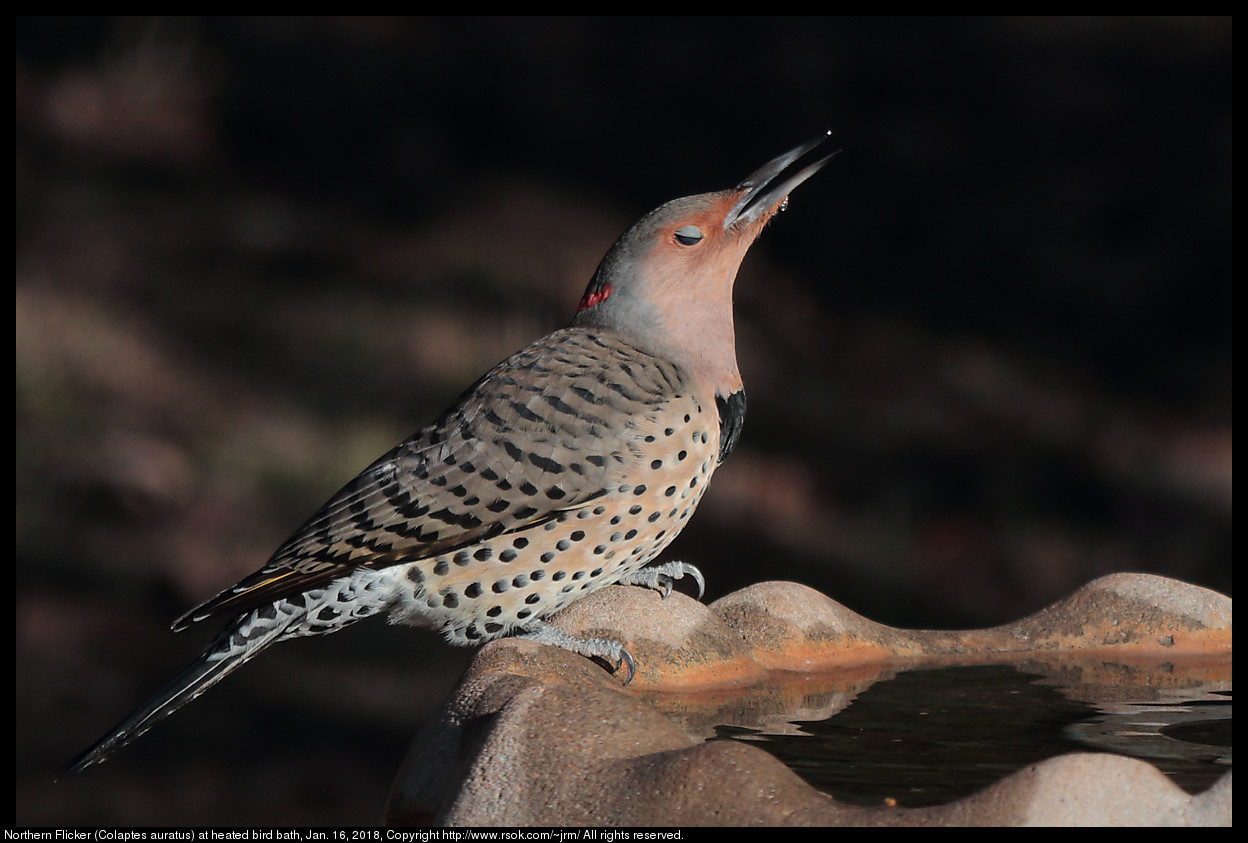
[724,132,838,230]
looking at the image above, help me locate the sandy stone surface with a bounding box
[385,573,1231,826]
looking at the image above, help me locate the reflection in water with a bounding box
[707,663,1231,808]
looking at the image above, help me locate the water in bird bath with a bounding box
[651,657,1231,808]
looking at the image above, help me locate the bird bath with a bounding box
[386,573,1232,826]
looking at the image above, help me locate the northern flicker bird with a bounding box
[59,134,834,777]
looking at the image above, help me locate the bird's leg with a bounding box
[514,620,636,685]
[617,560,705,601]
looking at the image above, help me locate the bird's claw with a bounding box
[615,645,636,685]
[617,561,705,601]
[516,621,636,685]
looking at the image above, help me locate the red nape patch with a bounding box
[577,283,614,311]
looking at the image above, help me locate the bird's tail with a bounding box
[57,607,292,778]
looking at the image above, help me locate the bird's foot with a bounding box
[617,560,705,601]
[515,621,636,685]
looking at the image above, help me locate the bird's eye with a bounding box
[674,225,704,246]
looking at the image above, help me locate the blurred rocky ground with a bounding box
[16,17,1229,826]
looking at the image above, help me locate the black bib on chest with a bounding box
[715,389,746,463]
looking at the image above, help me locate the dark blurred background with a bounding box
[16,17,1230,826]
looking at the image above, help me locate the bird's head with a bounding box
[573,134,836,394]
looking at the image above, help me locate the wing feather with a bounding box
[174,328,688,629]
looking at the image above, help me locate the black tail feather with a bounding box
[55,642,248,779]
[55,603,302,780]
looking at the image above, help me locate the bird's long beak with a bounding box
[724,132,838,230]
